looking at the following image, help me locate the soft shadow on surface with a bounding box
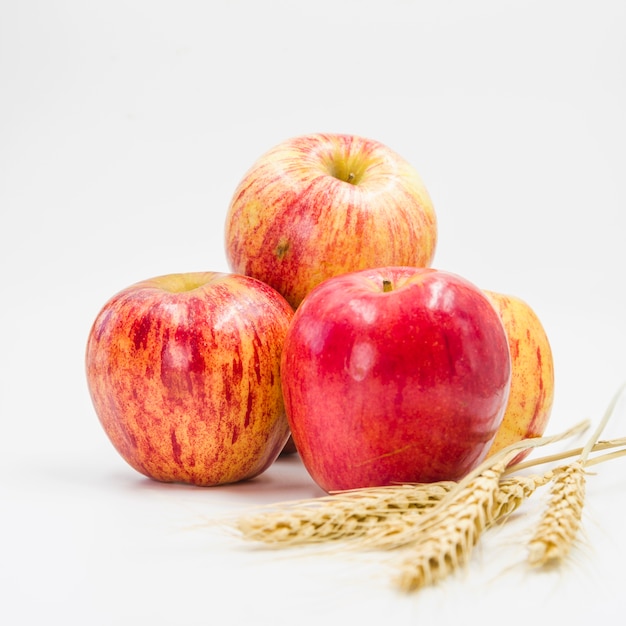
[36,445,326,514]
[124,453,326,502]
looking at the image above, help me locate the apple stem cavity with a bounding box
[152,272,216,293]
[326,153,367,185]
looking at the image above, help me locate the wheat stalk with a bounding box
[221,404,626,594]
[219,384,626,595]
[527,381,626,567]
[503,437,626,475]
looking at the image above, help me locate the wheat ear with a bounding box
[527,461,587,566]
[528,381,626,567]
[235,481,455,547]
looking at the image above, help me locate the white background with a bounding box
[1,1,625,624]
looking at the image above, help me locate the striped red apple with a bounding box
[85,272,294,486]
[224,133,437,309]
[484,290,555,464]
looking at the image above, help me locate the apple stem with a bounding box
[383,279,393,293]
[347,172,355,183]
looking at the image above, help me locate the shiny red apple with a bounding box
[85,272,294,486]
[224,133,437,309]
[280,267,512,492]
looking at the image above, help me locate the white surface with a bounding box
[1,1,625,624]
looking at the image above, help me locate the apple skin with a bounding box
[224,133,437,309]
[280,267,512,492]
[85,272,294,486]
[483,291,555,464]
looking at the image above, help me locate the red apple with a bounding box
[85,272,294,486]
[224,133,437,309]
[280,267,512,492]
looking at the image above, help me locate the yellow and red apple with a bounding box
[280,267,512,492]
[224,133,437,309]
[484,290,555,463]
[85,272,294,486]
